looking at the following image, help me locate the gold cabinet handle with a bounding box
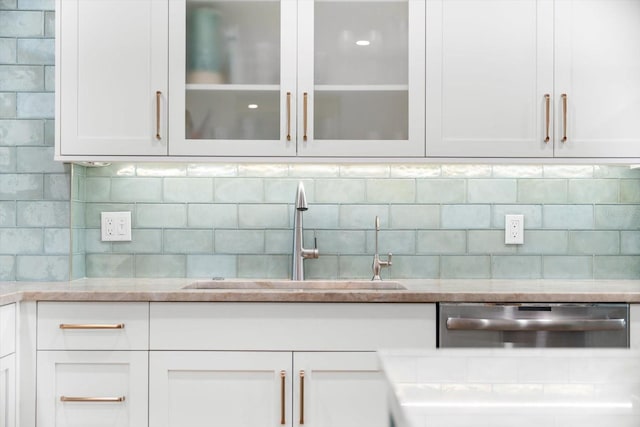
[156,91,162,140]
[544,94,550,143]
[59,323,125,329]
[299,370,305,425]
[286,92,292,142]
[303,92,308,142]
[561,93,568,142]
[280,370,286,425]
[60,396,125,403]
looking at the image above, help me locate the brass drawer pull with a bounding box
[156,91,162,140]
[561,93,568,142]
[60,396,125,403]
[299,370,305,424]
[280,370,286,425]
[59,323,125,330]
[303,92,308,142]
[544,94,550,143]
[286,91,292,142]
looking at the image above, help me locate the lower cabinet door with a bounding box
[293,352,388,427]
[0,354,16,427]
[149,351,292,427]
[37,351,148,427]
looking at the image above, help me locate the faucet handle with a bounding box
[385,253,393,266]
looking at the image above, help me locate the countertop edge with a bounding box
[2,278,640,305]
[3,290,640,305]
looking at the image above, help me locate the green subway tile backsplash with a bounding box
[467,179,517,203]
[135,254,186,278]
[416,230,466,255]
[492,256,542,279]
[66,163,640,281]
[0,2,68,280]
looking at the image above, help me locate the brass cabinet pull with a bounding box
[544,94,550,143]
[561,93,568,142]
[280,370,286,425]
[59,323,125,329]
[303,92,308,142]
[60,396,125,403]
[156,91,162,140]
[299,370,305,425]
[286,92,292,142]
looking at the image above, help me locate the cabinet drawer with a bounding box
[37,351,148,427]
[150,302,435,351]
[0,303,16,357]
[38,302,149,350]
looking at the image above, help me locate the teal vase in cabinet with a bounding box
[187,7,225,84]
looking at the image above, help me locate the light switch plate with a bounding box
[101,211,132,241]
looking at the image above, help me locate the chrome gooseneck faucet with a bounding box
[372,216,392,280]
[292,182,319,280]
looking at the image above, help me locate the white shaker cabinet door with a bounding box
[36,351,148,427]
[293,352,387,427]
[554,0,640,157]
[149,351,292,427]
[0,355,16,427]
[297,0,425,157]
[56,0,168,157]
[426,0,554,157]
[168,0,297,157]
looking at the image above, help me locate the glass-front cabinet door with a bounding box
[298,0,425,157]
[169,0,297,156]
[169,0,424,158]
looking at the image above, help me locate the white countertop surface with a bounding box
[379,348,640,427]
[2,278,640,305]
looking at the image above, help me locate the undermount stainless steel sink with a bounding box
[182,280,406,291]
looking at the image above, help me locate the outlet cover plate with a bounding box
[101,211,132,242]
[505,214,524,245]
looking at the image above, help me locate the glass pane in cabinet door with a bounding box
[315,91,408,140]
[186,0,281,140]
[186,91,280,140]
[314,1,408,140]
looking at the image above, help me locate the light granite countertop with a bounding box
[1,278,640,305]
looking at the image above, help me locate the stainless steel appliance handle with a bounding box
[446,317,626,332]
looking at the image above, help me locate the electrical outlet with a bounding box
[505,214,524,245]
[101,212,132,242]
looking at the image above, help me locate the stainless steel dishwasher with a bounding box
[438,303,629,348]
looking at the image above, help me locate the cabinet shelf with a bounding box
[186,84,280,92]
[314,84,408,91]
[186,84,409,92]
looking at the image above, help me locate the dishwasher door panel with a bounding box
[438,303,629,348]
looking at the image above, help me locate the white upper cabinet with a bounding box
[554,0,640,157]
[55,0,640,161]
[426,0,554,157]
[56,0,168,158]
[297,0,425,157]
[168,0,425,158]
[426,0,640,159]
[168,0,297,157]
